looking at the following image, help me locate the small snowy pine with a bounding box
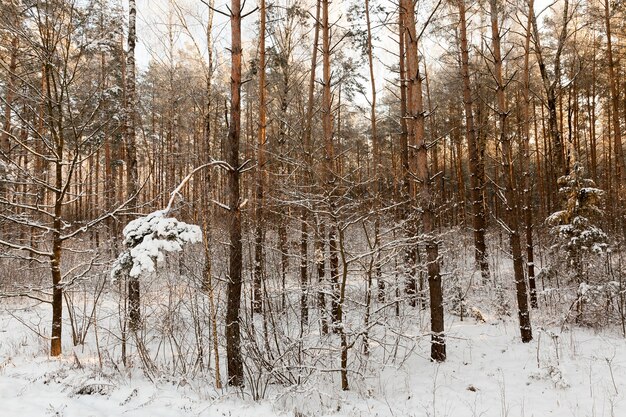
[546,162,608,283]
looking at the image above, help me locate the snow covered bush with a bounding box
[572,281,624,326]
[494,283,511,318]
[111,210,202,280]
[529,364,570,389]
[449,277,469,319]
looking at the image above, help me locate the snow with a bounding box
[546,210,566,225]
[112,210,202,279]
[1,303,626,417]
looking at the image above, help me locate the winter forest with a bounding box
[0,0,625,415]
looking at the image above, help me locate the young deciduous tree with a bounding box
[126,0,141,332]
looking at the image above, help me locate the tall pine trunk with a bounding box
[457,0,490,281]
[225,0,244,387]
[604,0,626,237]
[253,0,267,315]
[403,0,445,361]
[489,0,532,342]
[321,0,339,329]
[531,0,569,203]
[300,0,322,327]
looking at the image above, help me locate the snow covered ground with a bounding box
[1,302,625,417]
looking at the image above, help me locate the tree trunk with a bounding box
[51,206,63,357]
[457,0,490,281]
[125,0,141,331]
[337,227,350,390]
[279,218,288,310]
[253,0,267,315]
[1,35,17,162]
[531,0,569,195]
[589,40,598,184]
[0,34,18,238]
[522,0,538,309]
[301,0,321,328]
[200,0,221,389]
[403,0,445,362]
[399,8,409,203]
[604,0,626,237]
[490,0,532,342]
[364,0,382,303]
[47,56,66,356]
[321,0,339,328]
[400,0,418,305]
[225,0,244,387]
[316,221,328,334]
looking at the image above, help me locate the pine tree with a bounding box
[547,162,608,284]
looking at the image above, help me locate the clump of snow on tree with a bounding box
[112,210,202,279]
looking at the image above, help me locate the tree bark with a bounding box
[200,0,221,389]
[316,221,329,334]
[126,0,141,332]
[46,56,66,356]
[603,0,626,237]
[522,0,538,309]
[364,0,383,303]
[253,0,267,315]
[403,0,446,361]
[304,0,323,333]
[400,0,418,305]
[457,0,490,281]
[321,0,339,328]
[489,0,532,342]
[225,0,244,387]
[531,0,569,199]
[1,35,17,162]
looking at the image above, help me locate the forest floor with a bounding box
[1,300,625,417]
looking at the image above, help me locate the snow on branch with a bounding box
[111,161,227,280]
[111,210,202,279]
